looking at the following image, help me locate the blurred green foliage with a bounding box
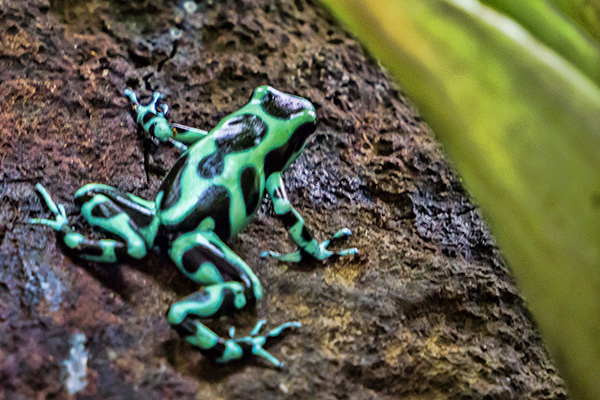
[549,0,600,45]
[318,1,600,399]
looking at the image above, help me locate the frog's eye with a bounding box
[260,88,313,119]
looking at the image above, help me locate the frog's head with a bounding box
[252,86,317,174]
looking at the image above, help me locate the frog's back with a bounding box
[156,111,269,241]
[155,86,316,242]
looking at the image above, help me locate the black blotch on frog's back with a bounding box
[260,89,312,119]
[197,152,225,179]
[164,185,232,241]
[195,114,268,180]
[264,121,316,176]
[213,114,268,153]
[160,152,190,210]
[240,166,260,216]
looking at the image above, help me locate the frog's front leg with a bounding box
[262,173,358,262]
[166,230,300,367]
[124,88,209,151]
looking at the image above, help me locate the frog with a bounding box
[29,86,358,368]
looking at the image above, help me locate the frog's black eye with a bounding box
[260,89,312,119]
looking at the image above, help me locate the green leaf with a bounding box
[480,0,600,85]
[548,0,600,45]
[318,0,600,398]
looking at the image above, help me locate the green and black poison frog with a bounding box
[29,86,358,368]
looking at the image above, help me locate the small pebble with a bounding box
[183,0,198,14]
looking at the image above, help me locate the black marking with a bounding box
[78,242,105,257]
[182,289,212,305]
[122,198,154,227]
[194,115,267,180]
[171,317,198,337]
[159,153,190,210]
[164,185,232,241]
[219,287,238,316]
[170,317,228,360]
[75,187,154,227]
[181,250,203,274]
[149,123,156,138]
[213,114,268,154]
[114,243,130,260]
[301,226,313,242]
[197,152,225,179]
[180,240,246,284]
[273,187,284,199]
[240,166,260,216]
[260,88,313,119]
[74,193,93,207]
[244,285,257,307]
[142,112,154,125]
[90,202,121,219]
[280,211,298,229]
[264,121,316,176]
[201,340,227,360]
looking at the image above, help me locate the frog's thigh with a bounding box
[169,231,263,301]
[74,183,155,227]
[77,192,148,259]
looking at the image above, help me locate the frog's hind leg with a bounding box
[30,184,131,263]
[73,183,159,260]
[166,230,300,368]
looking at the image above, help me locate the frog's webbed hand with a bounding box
[124,88,209,151]
[262,173,358,262]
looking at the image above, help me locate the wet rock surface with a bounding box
[0,0,567,399]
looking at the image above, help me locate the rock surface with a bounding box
[0,0,567,398]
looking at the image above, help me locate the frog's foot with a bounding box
[261,228,358,262]
[124,88,169,118]
[223,320,301,368]
[28,184,69,232]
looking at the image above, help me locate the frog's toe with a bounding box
[266,321,301,338]
[332,227,352,239]
[260,250,278,258]
[252,346,285,369]
[124,88,140,105]
[250,319,267,336]
[28,217,66,231]
[260,250,303,262]
[337,247,359,257]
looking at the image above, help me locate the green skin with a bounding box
[30,86,358,368]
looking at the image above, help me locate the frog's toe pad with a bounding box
[337,247,359,257]
[332,227,352,239]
